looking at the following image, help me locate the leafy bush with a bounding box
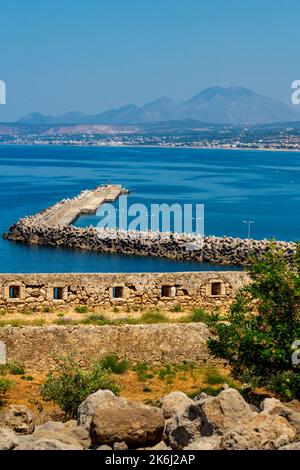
[41,355,119,419]
[21,375,33,381]
[0,377,13,406]
[172,305,182,313]
[6,360,25,375]
[80,314,111,325]
[43,306,54,313]
[205,367,227,385]
[188,308,219,325]
[99,354,129,374]
[133,362,152,381]
[208,242,300,400]
[140,310,168,324]
[157,364,176,384]
[75,306,89,314]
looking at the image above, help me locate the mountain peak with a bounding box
[17,86,300,125]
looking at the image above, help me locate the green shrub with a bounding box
[0,377,13,405]
[172,305,182,313]
[80,315,111,326]
[21,375,34,381]
[205,367,226,385]
[133,362,152,382]
[43,306,54,313]
[157,364,176,384]
[41,355,119,419]
[140,310,167,324]
[54,318,76,325]
[208,242,300,400]
[31,318,46,326]
[188,308,219,325]
[99,354,129,374]
[75,306,89,314]
[188,385,224,398]
[6,360,25,375]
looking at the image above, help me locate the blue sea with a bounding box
[1,145,300,273]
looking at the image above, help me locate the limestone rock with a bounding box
[221,414,295,450]
[183,435,222,450]
[200,388,254,435]
[78,389,121,430]
[96,444,113,450]
[164,391,203,450]
[261,398,300,441]
[34,421,90,449]
[146,440,169,450]
[161,391,194,419]
[0,426,18,450]
[15,437,83,450]
[0,405,35,435]
[113,441,128,450]
[90,395,164,448]
[278,441,300,450]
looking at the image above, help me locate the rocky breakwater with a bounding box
[2,186,296,265]
[1,388,300,450]
[4,222,297,266]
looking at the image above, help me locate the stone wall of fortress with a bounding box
[0,323,222,371]
[0,272,250,312]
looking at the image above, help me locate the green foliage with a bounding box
[0,377,13,405]
[21,375,33,381]
[5,360,25,375]
[41,355,119,419]
[0,318,45,327]
[31,318,46,326]
[172,305,182,313]
[188,308,219,325]
[188,385,224,398]
[157,364,176,384]
[80,314,111,325]
[133,362,151,381]
[140,310,168,324]
[75,306,89,314]
[43,306,54,313]
[99,354,129,374]
[208,242,300,400]
[205,367,227,385]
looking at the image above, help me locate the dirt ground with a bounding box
[2,364,235,423]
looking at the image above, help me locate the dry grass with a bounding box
[1,363,239,420]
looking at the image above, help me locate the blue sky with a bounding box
[0,0,299,120]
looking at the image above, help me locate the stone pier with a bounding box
[3,185,297,266]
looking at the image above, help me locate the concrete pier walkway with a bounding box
[42,185,127,226]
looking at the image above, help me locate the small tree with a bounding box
[208,242,300,400]
[41,355,119,419]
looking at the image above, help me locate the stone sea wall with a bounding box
[4,221,297,266]
[2,185,297,266]
[0,323,220,371]
[0,272,249,311]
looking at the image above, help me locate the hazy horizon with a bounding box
[1,0,300,121]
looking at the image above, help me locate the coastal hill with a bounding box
[17,86,300,125]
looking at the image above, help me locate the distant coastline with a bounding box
[0,142,300,153]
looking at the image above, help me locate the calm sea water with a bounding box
[1,145,300,273]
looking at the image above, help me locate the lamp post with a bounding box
[243,220,254,239]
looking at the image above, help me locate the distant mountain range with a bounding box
[17,86,300,125]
